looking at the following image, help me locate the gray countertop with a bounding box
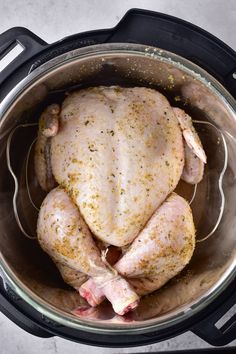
[0,0,235,353]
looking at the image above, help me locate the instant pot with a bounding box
[0,9,236,348]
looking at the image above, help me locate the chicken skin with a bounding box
[35,86,206,315]
[37,187,139,315]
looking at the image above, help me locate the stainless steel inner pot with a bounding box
[0,43,236,334]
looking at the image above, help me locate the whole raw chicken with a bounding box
[35,86,206,315]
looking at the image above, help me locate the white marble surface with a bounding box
[0,0,235,353]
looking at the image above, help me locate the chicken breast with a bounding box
[50,87,184,247]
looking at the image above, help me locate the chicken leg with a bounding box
[37,187,139,315]
[80,193,195,302]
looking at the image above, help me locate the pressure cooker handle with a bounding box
[191,286,236,346]
[0,27,47,86]
[107,9,236,97]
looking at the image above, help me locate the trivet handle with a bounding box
[0,27,47,86]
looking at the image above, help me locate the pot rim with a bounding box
[0,43,236,334]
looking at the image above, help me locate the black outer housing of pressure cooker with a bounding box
[0,9,235,348]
